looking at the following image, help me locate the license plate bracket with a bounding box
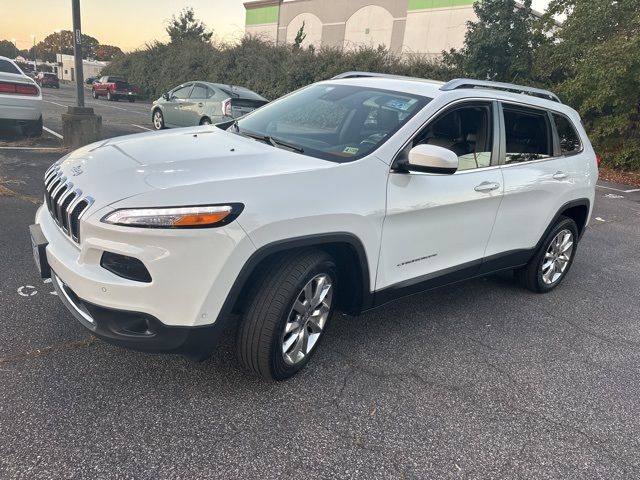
[29,224,50,279]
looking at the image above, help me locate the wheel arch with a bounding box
[221,233,373,321]
[540,199,591,248]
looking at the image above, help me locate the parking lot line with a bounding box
[131,124,152,131]
[596,184,640,193]
[45,100,67,108]
[0,146,62,151]
[43,126,63,139]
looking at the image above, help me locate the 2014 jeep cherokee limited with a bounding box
[30,73,597,380]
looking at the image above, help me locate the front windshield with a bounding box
[235,84,431,163]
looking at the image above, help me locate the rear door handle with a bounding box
[553,171,569,180]
[474,181,500,193]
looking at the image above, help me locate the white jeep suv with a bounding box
[30,73,597,380]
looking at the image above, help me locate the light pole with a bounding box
[71,0,84,106]
[55,29,63,76]
[10,38,16,59]
[30,34,36,72]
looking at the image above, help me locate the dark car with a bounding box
[36,72,59,89]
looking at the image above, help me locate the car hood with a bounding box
[55,126,333,209]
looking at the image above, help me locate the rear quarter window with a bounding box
[0,59,21,75]
[552,113,582,155]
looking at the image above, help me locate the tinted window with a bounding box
[237,84,429,163]
[553,113,581,155]
[172,85,192,99]
[0,59,21,74]
[403,103,493,171]
[503,107,553,163]
[190,85,208,99]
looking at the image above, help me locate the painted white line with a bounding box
[596,184,640,193]
[43,126,63,139]
[45,100,67,108]
[131,124,152,131]
[0,146,61,151]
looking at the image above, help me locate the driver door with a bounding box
[376,100,504,295]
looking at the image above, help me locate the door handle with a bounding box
[474,181,500,193]
[553,171,569,180]
[198,102,204,107]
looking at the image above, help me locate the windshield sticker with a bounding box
[386,98,417,111]
[343,146,359,155]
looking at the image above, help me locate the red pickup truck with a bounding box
[91,76,138,102]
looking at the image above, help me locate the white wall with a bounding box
[403,6,476,56]
[343,5,394,50]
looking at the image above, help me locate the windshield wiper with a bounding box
[237,130,304,153]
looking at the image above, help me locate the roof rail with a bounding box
[440,78,561,103]
[332,71,407,80]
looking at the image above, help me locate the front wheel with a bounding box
[200,117,211,126]
[237,249,337,380]
[107,91,113,101]
[516,216,579,293]
[152,109,165,130]
[92,89,98,99]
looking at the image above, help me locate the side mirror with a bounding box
[403,144,458,175]
[162,92,171,101]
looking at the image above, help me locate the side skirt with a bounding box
[369,249,534,310]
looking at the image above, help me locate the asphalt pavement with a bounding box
[1,88,640,479]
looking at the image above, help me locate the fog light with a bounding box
[100,252,152,283]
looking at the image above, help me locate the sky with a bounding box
[2,0,551,52]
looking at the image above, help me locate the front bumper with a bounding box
[51,271,222,356]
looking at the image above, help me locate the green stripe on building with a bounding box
[408,0,475,10]
[246,5,280,25]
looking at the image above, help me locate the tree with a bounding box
[293,21,307,50]
[443,0,542,83]
[537,0,640,170]
[0,39,17,58]
[34,30,99,62]
[94,44,123,61]
[166,8,213,44]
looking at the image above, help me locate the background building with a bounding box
[56,54,108,81]
[244,0,479,57]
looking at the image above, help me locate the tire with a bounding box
[23,116,43,138]
[92,89,98,99]
[237,249,338,381]
[107,91,113,101]
[200,117,211,126]
[128,98,135,103]
[516,215,579,293]
[152,109,165,130]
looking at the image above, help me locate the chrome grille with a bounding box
[43,165,93,243]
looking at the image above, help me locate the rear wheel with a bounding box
[516,216,579,293]
[128,98,136,103]
[152,109,165,130]
[23,116,43,138]
[237,249,337,381]
[200,117,211,126]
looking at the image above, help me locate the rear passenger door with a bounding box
[182,83,209,126]
[484,103,571,260]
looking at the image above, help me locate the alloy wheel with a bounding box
[153,111,163,130]
[541,229,574,285]
[281,273,333,366]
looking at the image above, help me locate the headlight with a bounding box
[101,204,243,228]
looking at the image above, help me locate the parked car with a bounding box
[36,72,59,89]
[91,75,137,102]
[85,76,96,85]
[30,73,597,380]
[0,56,42,136]
[151,82,268,129]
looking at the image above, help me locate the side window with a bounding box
[171,85,192,99]
[190,84,208,99]
[503,107,553,163]
[405,103,493,171]
[206,87,215,99]
[552,113,582,156]
[100,76,107,83]
[0,59,21,74]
